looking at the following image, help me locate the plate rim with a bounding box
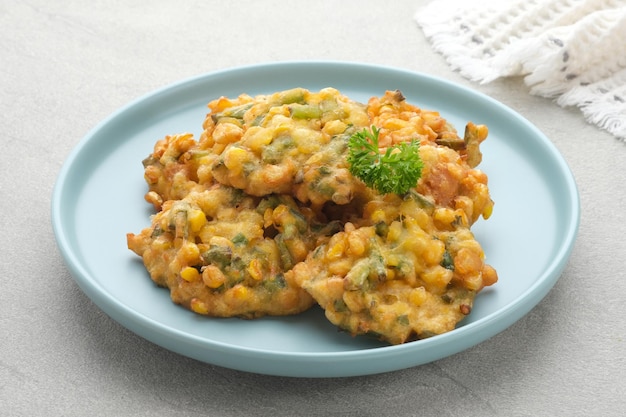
[51,60,580,377]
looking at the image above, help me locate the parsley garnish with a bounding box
[347,126,423,195]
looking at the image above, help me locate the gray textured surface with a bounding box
[2,1,625,416]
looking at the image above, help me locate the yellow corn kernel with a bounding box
[326,237,346,260]
[241,126,273,153]
[168,259,182,275]
[213,122,243,145]
[322,276,346,300]
[270,204,290,223]
[180,266,200,282]
[178,241,200,264]
[199,127,215,146]
[342,291,365,313]
[481,264,498,288]
[202,265,226,289]
[404,238,427,261]
[144,191,163,209]
[322,120,347,136]
[453,197,473,223]
[382,117,410,130]
[208,96,236,112]
[190,298,209,315]
[247,259,263,281]
[293,128,322,154]
[386,253,402,268]
[446,161,465,181]
[387,221,403,242]
[151,237,172,251]
[370,209,387,224]
[231,284,250,301]
[196,162,214,184]
[223,146,249,172]
[423,239,445,266]
[327,259,352,276]
[412,209,431,230]
[454,247,483,275]
[346,107,371,127]
[421,266,453,289]
[187,209,206,233]
[208,236,235,250]
[143,165,161,185]
[213,143,226,155]
[347,233,366,257]
[409,287,427,306]
[433,207,457,226]
[464,274,483,291]
[287,239,309,263]
[313,87,335,101]
[482,201,494,220]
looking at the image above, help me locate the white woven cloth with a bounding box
[415,0,626,140]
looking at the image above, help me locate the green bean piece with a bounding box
[263,273,287,292]
[406,190,435,210]
[397,314,410,326]
[261,135,295,164]
[275,234,294,270]
[211,103,253,122]
[441,250,455,271]
[344,259,372,290]
[231,233,249,246]
[202,245,233,269]
[333,298,349,313]
[289,103,322,120]
[435,137,466,150]
[271,88,306,106]
[312,220,343,237]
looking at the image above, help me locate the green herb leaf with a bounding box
[347,126,423,195]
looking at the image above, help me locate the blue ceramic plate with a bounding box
[51,62,579,377]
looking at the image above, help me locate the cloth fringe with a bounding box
[415,0,626,140]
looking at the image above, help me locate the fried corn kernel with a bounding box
[482,199,494,219]
[370,209,386,224]
[422,239,445,266]
[190,298,209,315]
[326,238,346,260]
[208,236,234,250]
[187,209,207,233]
[421,266,453,288]
[454,247,483,275]
[482,264,499,288]
[322,120,347,136]
[231,285,250,301]
[409,287,427,306]
[328,259,353,276]
[247,259,263,281]
[212,122,243,145]
[180,266,200,282]
[347,233,366,257]
[286,239,309,263]
[178,241,200,264]
[202,265,226,289]
[241,126,273,153]
[223,146,249,172]
[387,221,403,242]
[150,237,172,252]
